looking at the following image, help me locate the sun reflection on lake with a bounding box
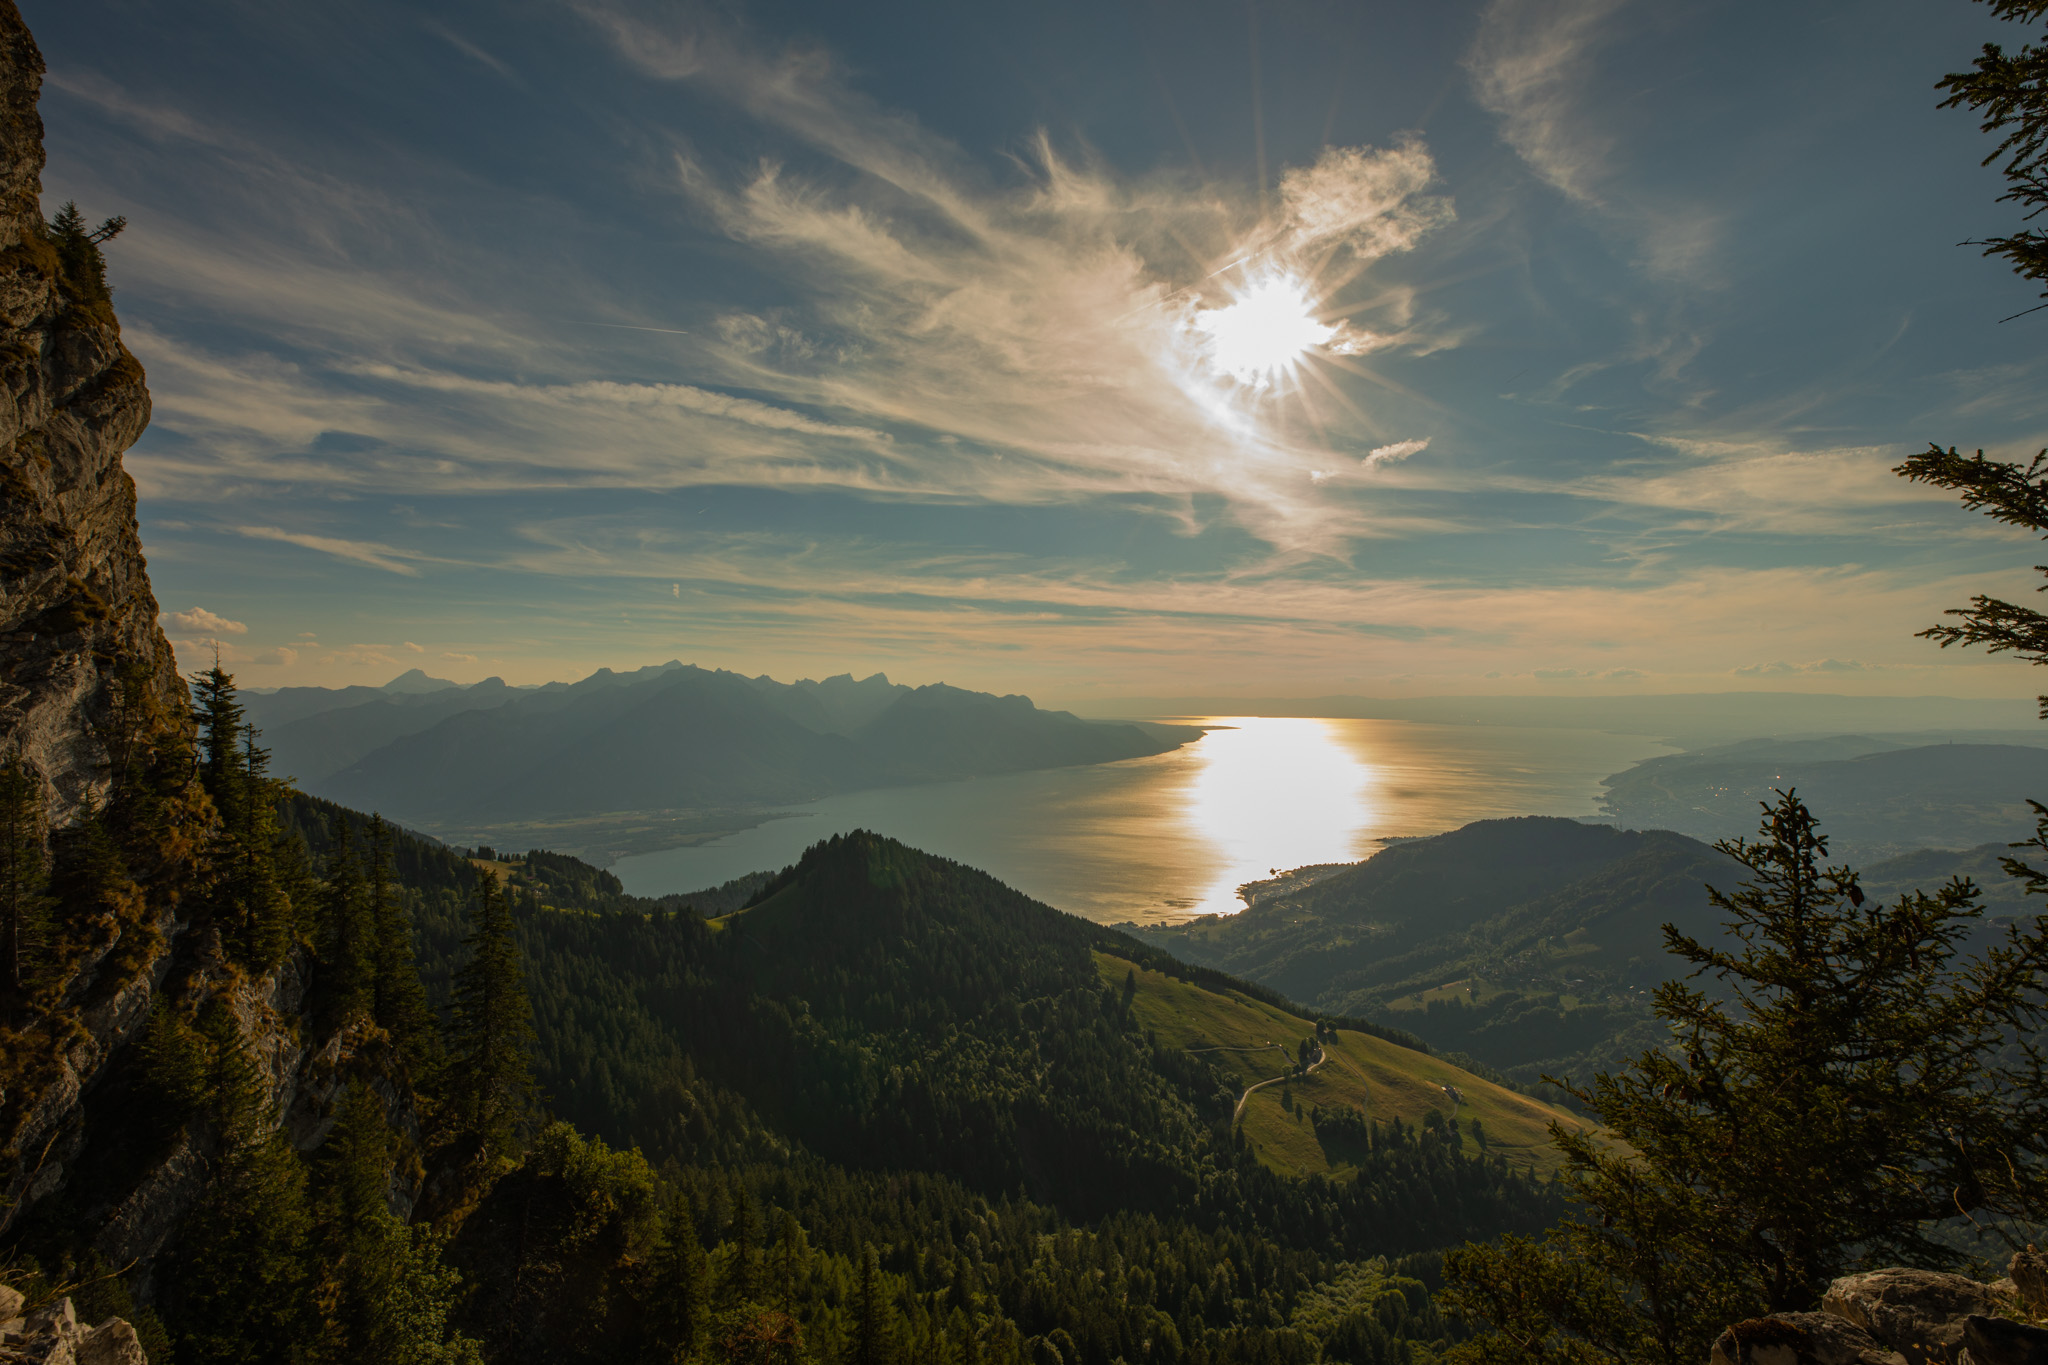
[609,716,1676,924]
[1180,718,1377,915]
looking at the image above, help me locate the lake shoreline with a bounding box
[612,717,1673,925]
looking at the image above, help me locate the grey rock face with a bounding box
[0,0,185,823]
[1824,1268,2017,1365]
[0,908,182,1236]
[1962,1316,2048,1365]
[1712,1313,1908,1365]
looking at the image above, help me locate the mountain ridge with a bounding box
[309,663,1198,828]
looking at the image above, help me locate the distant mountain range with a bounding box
[1599,735,2048,858]
[1081,692,2039,745]
[246,663,1200,832]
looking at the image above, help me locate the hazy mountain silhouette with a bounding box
[1600,740,2048,857]
[306,664,1193,825]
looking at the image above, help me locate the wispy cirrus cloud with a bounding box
[354,366,891,444]
[571,0,1461,549]
[463,512,2009,691]
[164,606,247,635]
[1364,437,1430,469]
[1578,437,1970,535]
[1466,0,1629,207]
[1467,0,1722,281]
[80,25,1462,555]
[236,526,423,576]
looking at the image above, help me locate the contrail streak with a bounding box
[565,321,693,335]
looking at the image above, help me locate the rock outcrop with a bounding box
[1963,1315,2048,1365]
[2010,1249,2048,1318]
[1711,1312,1906,1365]
[0,1286,146,1364]
[1823,1268,2016,1365]
[1717,1259,2048,1365]
[0,0,182,822]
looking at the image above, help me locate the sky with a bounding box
[24,0,2048,704]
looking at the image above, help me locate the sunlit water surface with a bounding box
[612,718,1673,924]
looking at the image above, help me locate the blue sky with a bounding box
[26,0,2048,703]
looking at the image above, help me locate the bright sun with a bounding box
[1193,275,1334,385]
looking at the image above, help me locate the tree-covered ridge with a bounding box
[0,658,1568,1363]
[404,822,1568,1257]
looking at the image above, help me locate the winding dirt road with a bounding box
[1226,1045,1328,1125]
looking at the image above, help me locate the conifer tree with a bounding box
[0,756,48,1013]
[718,1185,759,1308]
[321,816,374,1023]
[1442,792,2048,1365]
[642,1195,712,1362]
[95,659,187,870]
[190,663,246,819]
[187,664,294,969]
[209,814,293,969]
[311,1082,397,1357]
[366,815,441,1085]
[168,997,314,1364]
[307,1081,481,1365]
[852,1246,898,1365]
[449,868,535,1160]
[237,723,272,842]
[1900,2,2048,705]
[772,1211,804,1315]
[44,200,123,304]
[50,795,132,928]
[136,1001,209,1145]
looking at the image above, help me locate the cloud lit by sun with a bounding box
[1193,276,1336,386]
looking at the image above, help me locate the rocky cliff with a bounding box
[0,2,418,1336]
[0,0,197,1247]
[0,0,181,823]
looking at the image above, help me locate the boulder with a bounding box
[1823,1268,2017,1365]
[74,1319,145,1365]
[1962,1315,2048,1365]
[0,1297,148,1364]
[1712,1312,1908,1365]
[2010,1250,2048,1320]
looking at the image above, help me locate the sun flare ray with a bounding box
[1192,274,1336,386]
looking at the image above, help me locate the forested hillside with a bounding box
[1129,819,1733,1087]
[336,799,1573,1244]
[0,660,1572,1364]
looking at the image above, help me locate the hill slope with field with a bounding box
[1097,952,1589,1179]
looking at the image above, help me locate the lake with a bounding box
[610,717,1674,925]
